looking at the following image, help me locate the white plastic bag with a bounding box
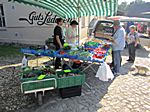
[96,62,114,81]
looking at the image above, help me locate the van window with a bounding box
[95,22,113,32]
[88,18,97,28]
[94,21,114,37]
[82,17,85,28]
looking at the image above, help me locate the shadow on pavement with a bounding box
[122,47,150,58]
[120,62,134,75]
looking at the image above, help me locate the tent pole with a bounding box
[77,0,80,45]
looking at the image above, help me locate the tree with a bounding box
[134,0,145,4]
[118,0,146,12]
[128,0,145,8]
[118,1,128,12]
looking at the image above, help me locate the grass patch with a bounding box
[0,45,23,57]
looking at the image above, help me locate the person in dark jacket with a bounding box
[53,18,64,69]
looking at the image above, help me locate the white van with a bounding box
[88,19,114,39]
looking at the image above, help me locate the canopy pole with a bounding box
[77,0,80,45]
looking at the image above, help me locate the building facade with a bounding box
[0,0,93,45]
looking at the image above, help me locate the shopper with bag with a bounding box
[126,25,139,63]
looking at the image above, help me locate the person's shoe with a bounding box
[129,60,134,63]
[114,73,121,76]
[126,59,131,61]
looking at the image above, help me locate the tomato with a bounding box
[60,51,65,54]
[93,54,104,59]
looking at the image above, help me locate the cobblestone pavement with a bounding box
[0,48,150,112]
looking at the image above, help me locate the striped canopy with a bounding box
[9,0,118,18]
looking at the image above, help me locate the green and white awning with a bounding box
[8,0,118,18]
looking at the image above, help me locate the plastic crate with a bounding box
[66,54,78,59]
[66,51,79,59]
[56,69,85,89]
[21,74,57,93]
[42,50,55,57]
[59,86,82,98]
[78,56,92,61]
[21,48,37,55]
[91,57,105,63]
[21,48,46,56]
[54,50,68,58]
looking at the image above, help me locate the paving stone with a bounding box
[96,103,103,108]
[127,105,133,109]
[124,108,131,112]
[79,105,85,110]
[131,102,136,106]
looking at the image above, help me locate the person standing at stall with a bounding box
[53,18,64,69]
[65,20,79,45]
[65,20,81,68]
[126,25,139,63]
[111,20,126,75]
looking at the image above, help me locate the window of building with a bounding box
[81,16,85,28]
[0,4,6,27]
[88,16,91,25]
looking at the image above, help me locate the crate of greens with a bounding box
[56,69,85,89]
[20,67,57,94]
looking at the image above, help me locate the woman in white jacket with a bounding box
[65,20,79,46]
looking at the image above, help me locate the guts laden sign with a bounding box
[19,11,72,26]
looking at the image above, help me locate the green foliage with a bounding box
[118,2,128,12]
[118,0,146,12]
[0,45,22,57]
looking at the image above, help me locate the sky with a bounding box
[118,0,150,4]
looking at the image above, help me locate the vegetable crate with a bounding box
[21,75,57,94]
[20,73,57,105]
[56,69,85,89]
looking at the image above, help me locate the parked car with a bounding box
[88,19,114,39]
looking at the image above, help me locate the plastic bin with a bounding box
[55,50,68,58]
[56,69,85,89]
[21,49,37,55]
[42,50,55,57]
[59,86,82,98]
[66,54,78,59]
[20,73,57,93]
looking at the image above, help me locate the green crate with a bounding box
[56,69,85,89]
[21,75,57,93]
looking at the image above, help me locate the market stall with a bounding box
[8,0,117,105]
[19,19,114,104]
[20,37,112,105]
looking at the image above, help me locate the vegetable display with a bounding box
[68,50,80,56]
[102,44,111,50]
[84,41,100,47]
[58,73,80,78]
[63,45,71,50]
[21,40,112,62]
[22,67,55,79]
[94,48,107,55]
